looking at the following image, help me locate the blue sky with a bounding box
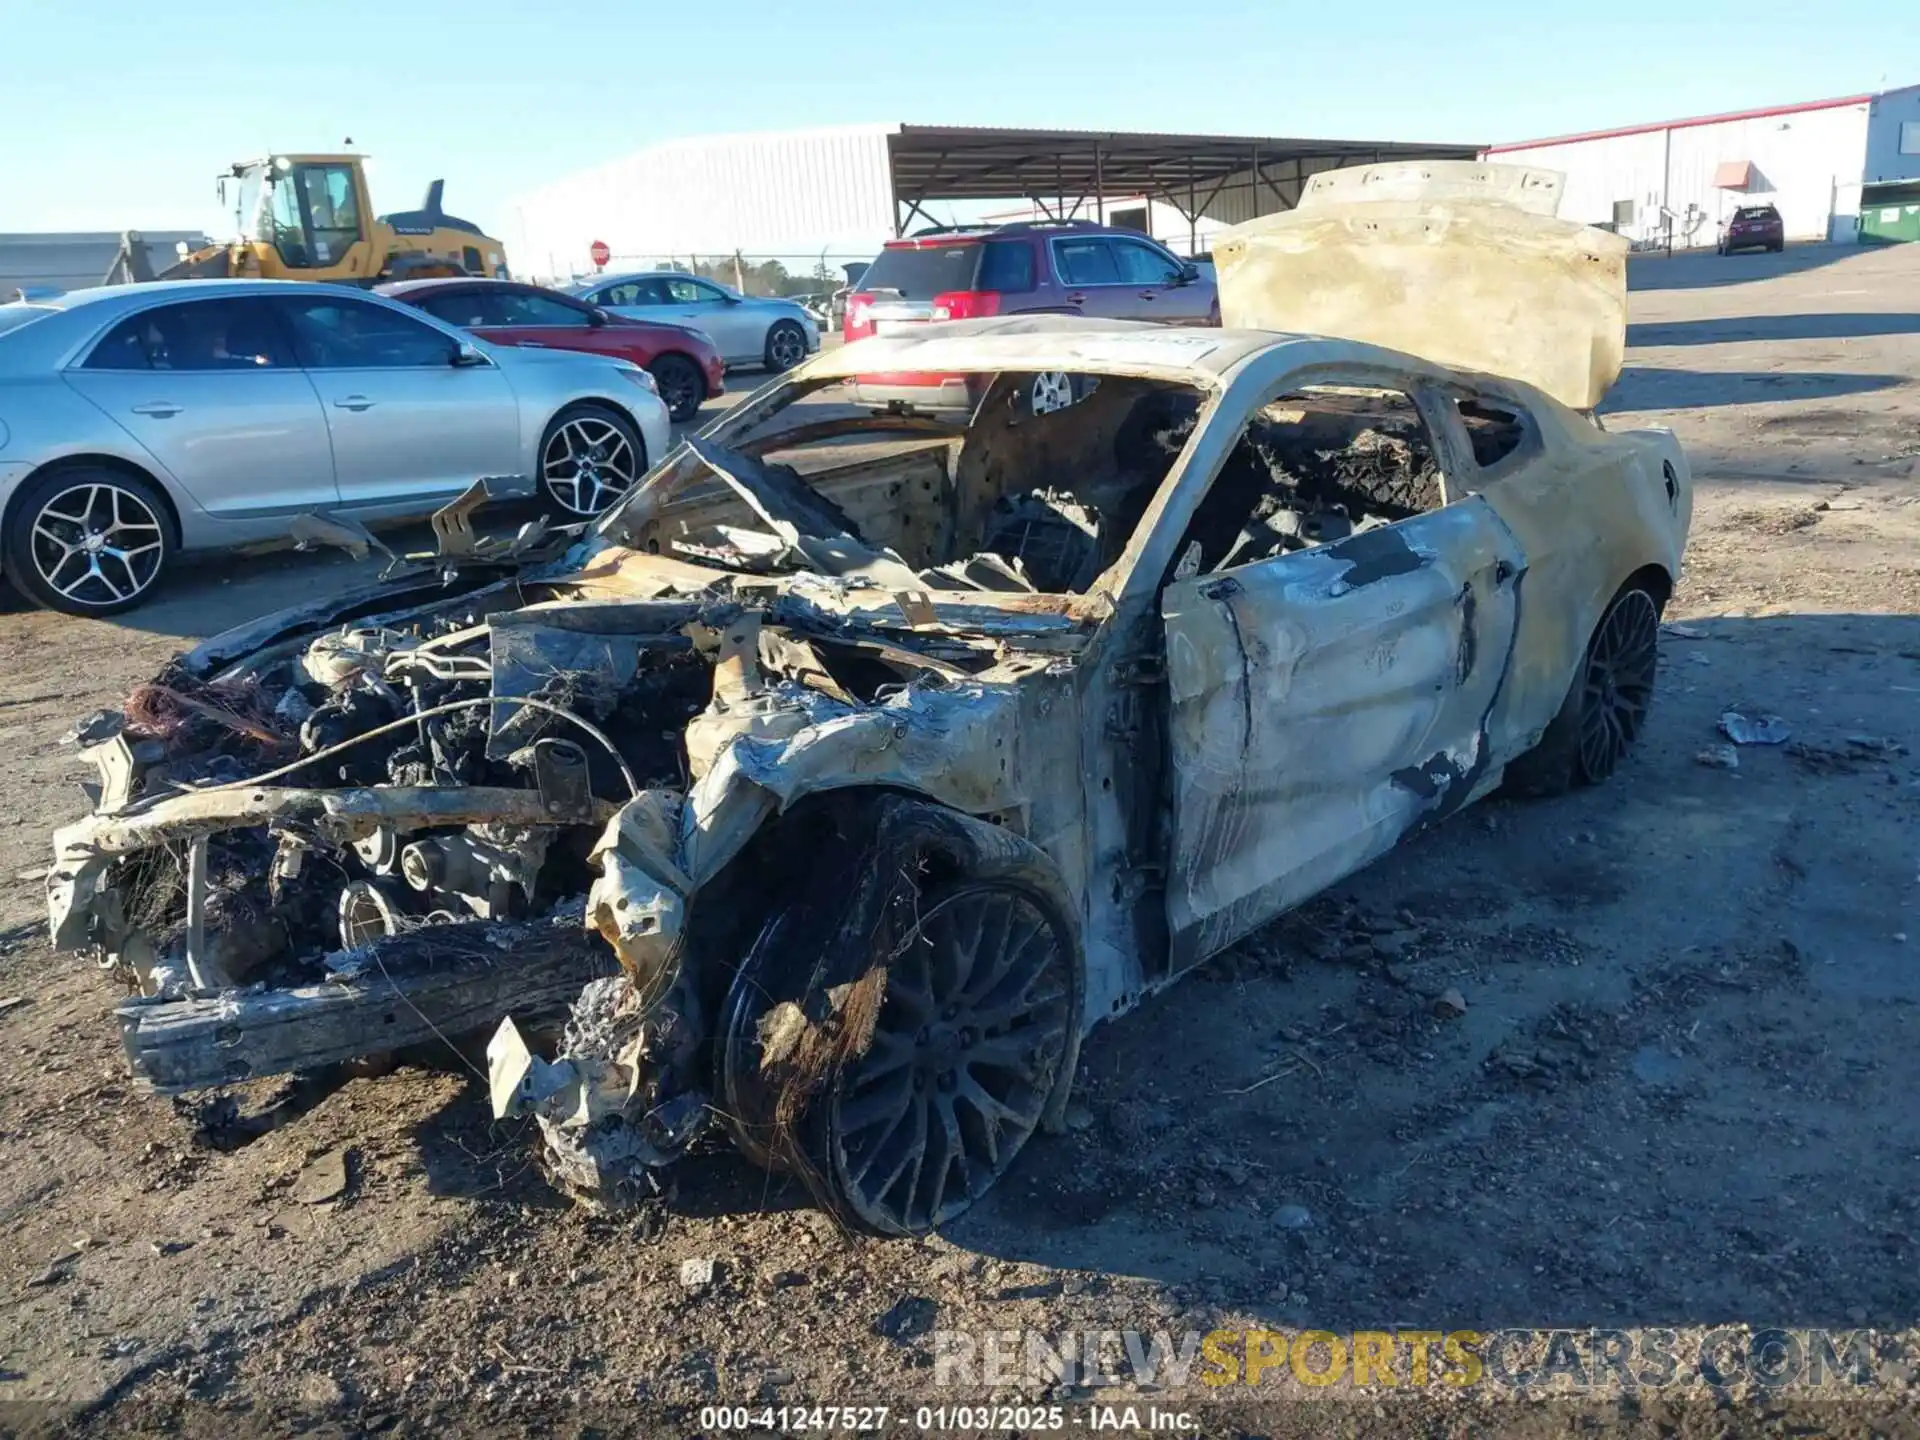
[1,0,1911,236]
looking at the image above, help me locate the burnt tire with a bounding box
[1503,581,1663,798]
[713,796,1082,1237]
[649,353,705,424]
[763,320,808,372]
[3,466,174,617]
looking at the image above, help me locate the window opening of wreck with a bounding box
[1452,395,1531,471]
[622,373,1210,596]
[1170,383,1447,576]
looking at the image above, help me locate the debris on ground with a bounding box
[1786,734,1910,773]
[1695,744,1741,769]
[873,1295,939,1341]
[291,1146,353,1206]
[25,1255,77,1288]
[1272,1203,1314,1231]
[1719,709,1791,745]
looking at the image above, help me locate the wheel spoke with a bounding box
[890,1100,930,1225]
[101,550,146,595]
[965,1025,1051,1077]
[927,1090,966,1216]
[43,550,86,589]
[845,1030,916,1091]
[86,558,124,602]
[954,1072,1024,1167]
[882,970,935,1022]
[850,1090,917,1210]
[839,1073,914,1141]
[962,913,1048,1008]
[970,981,1067,1032]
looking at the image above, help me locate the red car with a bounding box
[1718,204,1785,255]
[376,278,724,422]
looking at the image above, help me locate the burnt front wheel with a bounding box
[713,797,1081,1236]
[827,879,1074,1233]
[1504,582,1662,797]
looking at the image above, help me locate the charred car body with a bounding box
[46,165,1691,1236]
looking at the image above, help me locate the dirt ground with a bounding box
[1,243,1917,1438]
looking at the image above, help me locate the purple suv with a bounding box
[843,221,1219,411]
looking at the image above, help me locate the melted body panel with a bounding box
[1212,162,1629,411]
[1161,496,1525,965]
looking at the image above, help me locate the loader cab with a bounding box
[226,155,372,275]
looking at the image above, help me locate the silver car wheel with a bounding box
[766,322,808,371]
[1031,371,1075,414]
[29,483,166,608]
[541,415,640,516]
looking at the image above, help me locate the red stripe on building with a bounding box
[1485,94,1874,154]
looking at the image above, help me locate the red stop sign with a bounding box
[589,239,610,268]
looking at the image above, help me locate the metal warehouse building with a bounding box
[1486,83,1920,250]
[507,123,1481,282]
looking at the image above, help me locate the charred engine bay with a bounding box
[52,579,1010,1100]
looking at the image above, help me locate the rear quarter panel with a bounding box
[1477,403,1691,760]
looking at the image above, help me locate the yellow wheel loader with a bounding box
[105,154,511,287]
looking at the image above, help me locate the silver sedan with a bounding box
[0,280,672,615]
[568,271,820,372]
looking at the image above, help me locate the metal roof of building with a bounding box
[885,124,1483,206]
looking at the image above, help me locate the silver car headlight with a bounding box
[617,366,659,395]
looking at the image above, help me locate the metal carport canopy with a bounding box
[884,124,1484,231]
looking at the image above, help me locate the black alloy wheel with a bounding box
[1573,586,1660,784]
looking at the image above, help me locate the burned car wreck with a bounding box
[46,163,1692,1236]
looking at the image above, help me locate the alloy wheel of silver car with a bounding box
[766,321,808,371]
[1030,371,1075,414]
[540,413,641,516]
[28,482,166,608]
